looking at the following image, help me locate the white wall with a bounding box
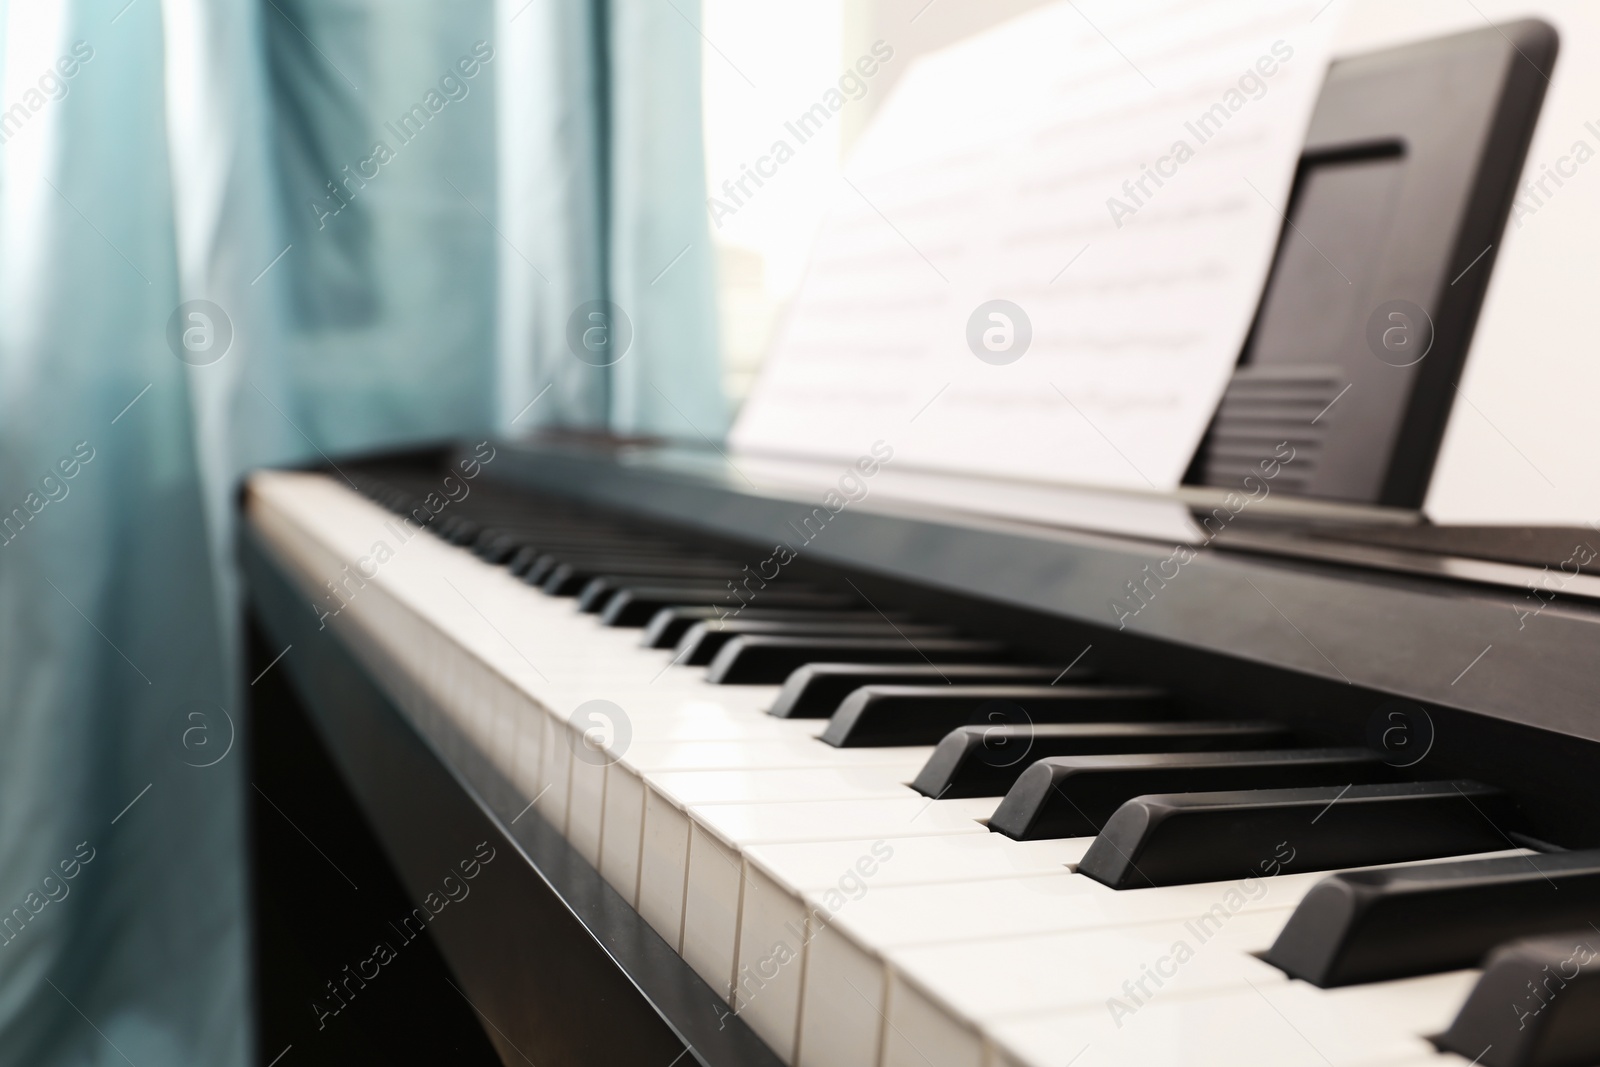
[1338,2,1600,525]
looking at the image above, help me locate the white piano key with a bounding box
[599,763,649,902]
[537,712,572,832]
[981,970,1482,1067]
[621,741,938,940]
[797,873,1292,1067]
[735,834,1092,1065]
[638,783,694,948]
[878,913,1293,1067]
[679,797,996,1005]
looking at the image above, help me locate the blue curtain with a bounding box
[0,0,721,1062]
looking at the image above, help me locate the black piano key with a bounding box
[675,620,952,666]
[767,664,1076,718]
[545,560,743,596]
[525,552,716,586]
[988,748,1392,841]
[1437,931,1600,1067]
[912,722,1295,799]
[577,576,748,614]
[612,594,858,630]
[636,606,874,643]
[707,637,1009,685]
[1079,781,1513,890]
[819,684,1170,747]
[479,532,659,564]
[1263,849,1600,988]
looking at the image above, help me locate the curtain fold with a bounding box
[0,0,252,1062]
[0,0,721,1061]
[608,0,726,438]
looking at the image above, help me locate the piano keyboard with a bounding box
[246,466,1599,1067]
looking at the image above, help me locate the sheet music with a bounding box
[731,0,1346,492]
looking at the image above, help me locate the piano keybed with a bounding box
[245,464,1599,1067]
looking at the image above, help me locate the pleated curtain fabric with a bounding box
[0,0,722,1061]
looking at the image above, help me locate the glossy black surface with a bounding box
[988,748,1393,840]
[1078,781,1512,889]
[1266,850,1600,988]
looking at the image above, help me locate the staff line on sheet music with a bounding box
[1064,1,1157,90]
[649,382,760,489]
[444,176,549,283]
[442,576,551,682]
[663,0,756,90]
[1448,384,1557,487]
[1244,577,1352,684]
[839,174,950,283]
[1242,176,1351,285]
[1048,381,1158,490]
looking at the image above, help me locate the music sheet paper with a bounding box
[730,0,1347,493]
